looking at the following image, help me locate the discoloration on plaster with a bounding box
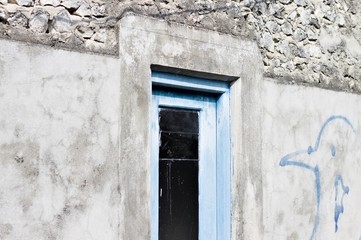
[288,231,299,240]
[0,224,13,238]
[0,141,40,179]
[0,39,120,239]
[295,189,316,216]
[277,211,284,225]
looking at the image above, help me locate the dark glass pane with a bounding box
[159,132,198,159]
[159,108,198,133]
[158,107,199,239]
[159,160,198,240]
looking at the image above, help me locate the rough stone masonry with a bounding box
[0,0,360,93]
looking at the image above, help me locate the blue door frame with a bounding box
[151,72,231,240]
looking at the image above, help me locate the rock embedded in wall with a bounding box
[52,9,71,32]
[7,11,28,27]
[74,0,91,17]
[91,2,105,17]
[40,0,60,7]
[29,9,49,33]
[15,0,33,7]
[92,27,106,43]
[61,0,81,11]
[0,6,9,21]
[75,23,93,39]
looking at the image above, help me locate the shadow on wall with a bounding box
[280,115,361,240]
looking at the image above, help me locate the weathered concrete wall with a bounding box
[262,79,361,239]
[0,39,120,239]
[1,0,361,92]
[1,11,361,240]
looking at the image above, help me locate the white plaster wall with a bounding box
[262,79,361,239]
[4,29,361,240]
[0,40,120,239]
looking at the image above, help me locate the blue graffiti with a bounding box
[334,175,349,232]
[279,115,356,240]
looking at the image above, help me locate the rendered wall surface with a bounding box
[263,79,361,239]
[0,39,120,239]
[1,13,361,240]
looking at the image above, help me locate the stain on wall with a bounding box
[0,39,120,240]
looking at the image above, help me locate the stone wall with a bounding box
[0,0,360,91]
[0,0,117,54]
[248,0,361,93]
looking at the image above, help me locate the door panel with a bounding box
[159,160,199,240]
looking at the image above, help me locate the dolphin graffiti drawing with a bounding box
[279,115,358,240]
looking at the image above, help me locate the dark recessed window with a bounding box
[158,108,199,240]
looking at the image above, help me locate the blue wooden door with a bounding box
[151,89,217,240]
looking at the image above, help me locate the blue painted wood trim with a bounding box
[151,94,160,240]
[152,71,229,94]
[216,90,231,240]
